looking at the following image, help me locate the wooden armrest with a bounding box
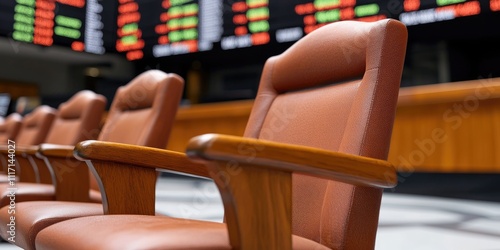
[0,144,37,154]
[185,134,396,249]
[73,140,209,215]
[75,140,210,178]
[187,134,396,188]
[36,144,90,202]
[15,145,39,155]
[38,143,75,158]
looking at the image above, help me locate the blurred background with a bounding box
[0,0,499,249]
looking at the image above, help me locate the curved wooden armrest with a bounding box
[16,145,39,155]
[38,143,75,158]
[185,133,396,249]
[0,142,28,153]
[75,140,209,178]
[187,134,396,188]
[0,144,38,154]
[73,140,209,215]
[36,143,90,202]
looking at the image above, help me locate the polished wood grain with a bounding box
[72,134,391,248]
[51,157,89,202]
[38,152,91,203]
[75,140,210,178]
[87,160,156,215]
[187,134,397,188]
[16,145,39,155]
[36,144,99,202]
[73,140,210,214]
[389,78,500,173]
[208,161,292,249]
[38,144,75,158]
[186,134,395,249]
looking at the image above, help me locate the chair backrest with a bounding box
[87,70,183,192]
[0,113,22,172]
[29,90,106,184]
[0,113,23,142]
[44,90,106,145]
[16,105,57,146]
[98,70,184,149]
[243,19,407,249]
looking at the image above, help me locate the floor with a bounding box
[1,176,500,249]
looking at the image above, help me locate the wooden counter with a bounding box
[166,100,253,152]
[389,78,500,173]
[166,78,500,173]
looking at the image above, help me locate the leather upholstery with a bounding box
[244,19,407,249]
[1,70,184,250]
[36,19,407,250]
[36,215,330,250]
[44,90,106,145]
[0,113,22,143]
[98,70,184,148]
[0,183,54,207]
[0,113,22,172]
[0,106,55,183]
[35,91,106,185]
[0,90,106,222]
[15,105,56,146]
[8,201,103,250]
[88,70,184,194]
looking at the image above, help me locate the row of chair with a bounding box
[0,106,56,183]
[0,70,184,249]
[0,19,407,249]
[0,90,105,204]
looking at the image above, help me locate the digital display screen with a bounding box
[116,0,500,60]
[0,0,498,60]
[0,0,115,54]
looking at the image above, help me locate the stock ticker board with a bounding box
[0,0,115,54]
[1,0,499,60]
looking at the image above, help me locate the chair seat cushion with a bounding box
[0,182,54,208]
[36,215,330,250]
[0,201,103,249]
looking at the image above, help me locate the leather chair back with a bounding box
[16,106,57,146]
[0,113,23,142]
[0,113,23,172]
[44,90,106,144]
[98,70,184,149]
[32,91,106,184]
[89,70,184,191]
[243,19,407,249]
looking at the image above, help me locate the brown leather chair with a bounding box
[0,91,106,208]
[0,113,23,173]
[0,105,57,182]
[34,19,407,250]
[0,113,22,144]
[0,70,184,249]
[4,106,55,149]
